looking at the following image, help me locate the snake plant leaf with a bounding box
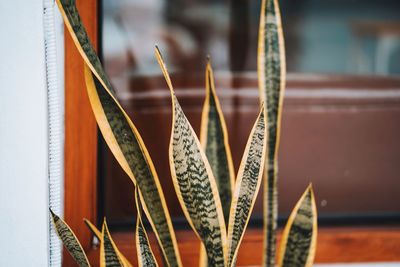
[227,105,267,267]
[277,185,317,267]
[100,220,123,267]
[84,219,133,267]
[257,0,286,266]
[55,0,115,96]
[136,218,158,267]
[56,2,182,266]
[84,219,101,239]
[83,66,181,267]
[200,59,235,224]
[155,47,227,267]
[198,245,208,267]
[199,59,235,267]
[135,188,159,267]
[49,209,90,267]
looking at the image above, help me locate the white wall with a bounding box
[0,1,56,265]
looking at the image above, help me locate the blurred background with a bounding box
[100,0,400,228]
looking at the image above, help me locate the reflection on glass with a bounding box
[102,0,400,226]
[103,0,400,84]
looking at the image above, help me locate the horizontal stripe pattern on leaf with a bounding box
[278,185,318,267]
[135,188,159,267]
[257,0,286,266]
[83,65,180,267]
[56,1,182,266]
[84,219,133,267]
[50,209,90,267]
[227,106,267,267]
[200,60,235,224]
[100,221,123,267]
[170,94,227,267]
[56,0,115,95]
[155,47,227,267]
[136,219,158,267]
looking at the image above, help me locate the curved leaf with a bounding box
[100,220,123,267]
[155,47,227,267]
[257,0,286,266]
[84,219,133,267]
[56,0,115,96]
[227,106,267,267]
[50,209,90,267]
[135,188,159,267]
[55,2,182,266]
[84,219,101,239]
[198,245,208,267]
[277,185,317,267]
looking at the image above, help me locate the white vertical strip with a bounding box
[44,0,64,266]
[55,0,65,220]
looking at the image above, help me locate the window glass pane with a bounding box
[103,0,400,77]
[102,0,400,226]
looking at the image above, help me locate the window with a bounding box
[64,0,400,265]
[101,0,400,227]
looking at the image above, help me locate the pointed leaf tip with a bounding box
[155,47,174,94]
[135,188,159,267]
[258,0,286,265]
[100,219,125,267]
[57,1,181,265]
[50,210,90,267]
[278,185,318,267]
[169,77,227,266]
[227,105,267,267]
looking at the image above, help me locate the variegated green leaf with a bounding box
[257,0,286,266]
[56,0,115,96]
[56,1,182,266]
[84,219,133,267]
[199,60,235,267]
[200,59,235,224]
[155,47,227,267]
[135,188,159,267]
[136,219,158,267]
[227,106,267,267]
[277,185,317,267]
[84,219,101,239]
[100,220,123,267]
[49,209,90,267]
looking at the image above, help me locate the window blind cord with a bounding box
[44,0,63,266]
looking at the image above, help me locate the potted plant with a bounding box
[51,0,317,266]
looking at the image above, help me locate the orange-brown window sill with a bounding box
[82,227,400,266]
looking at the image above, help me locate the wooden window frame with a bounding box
[64,0,400,266]
[64,0,98,265]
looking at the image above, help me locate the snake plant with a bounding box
[51,0,318,266]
